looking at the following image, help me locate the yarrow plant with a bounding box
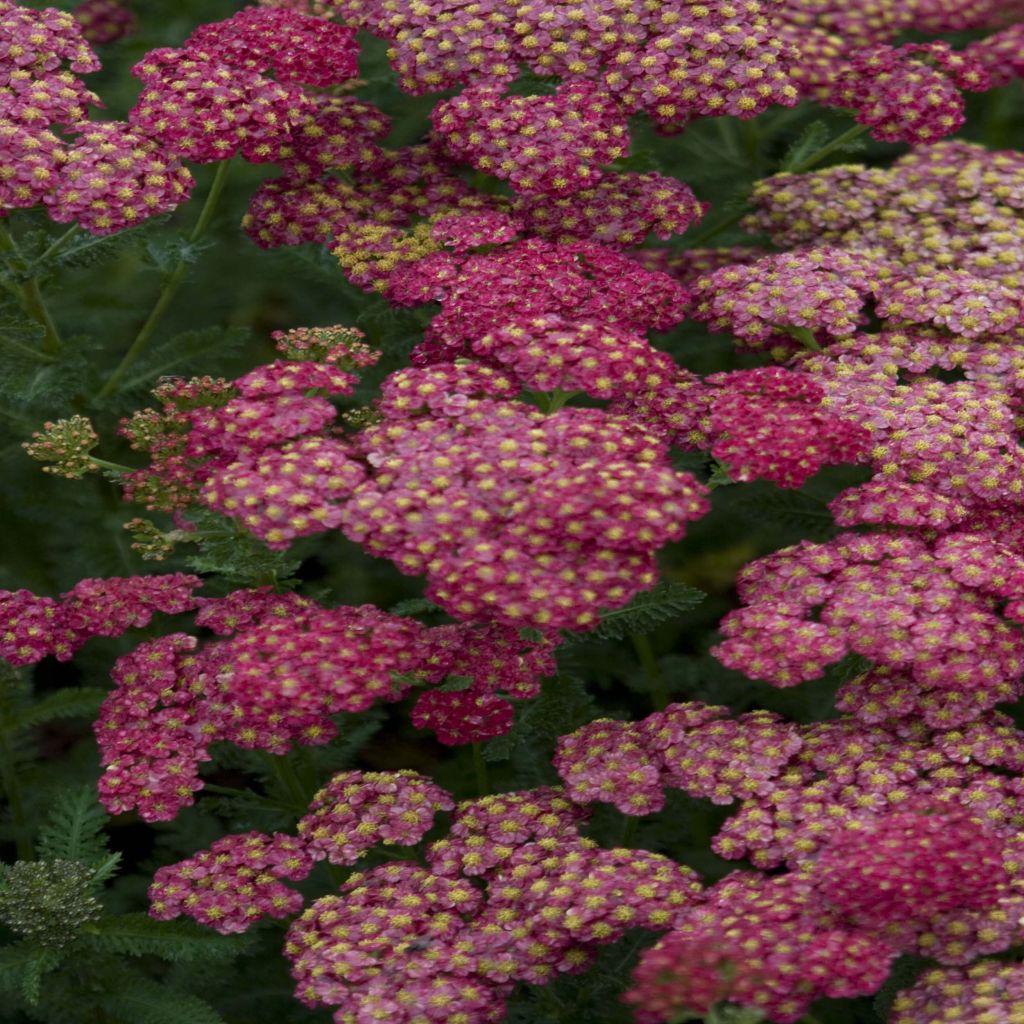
[5,1,1024,1023]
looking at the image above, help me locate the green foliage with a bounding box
[779,120,831,171]
[7,688,106,734]
[35,785,111,867]
[182,508,301,586]
[121,324,252,396]
[576,582,706,643]
[96,973,230,1024]
[484,676,596,772]
[729,486,836,541]
[79,914,250,962]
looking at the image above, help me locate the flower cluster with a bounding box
[285,842,702,1023]
[432,81,629,196]
[148,831,314,934]
[399,238,692,363]
[824,42,989,144]
[555,702,801,815]
[296,770,454,864]
[72,0,136,45]
[90,588,557,820]
[714,529,1024,698]
[341,366,709,629]
[0,574,200,665]
[703,366,871,487]
[626,871,896,1023]
[45,120,194,235]
[692,247,880,350]
[117,325,374,547]
[746,141,1024,287]
[890,960,1024,1023]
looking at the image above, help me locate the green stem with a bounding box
[0,221,63,355]
[789,122,869,174]
[538,389,580,414]
[96,158,233,401]
[632,632,669,711]
[620,814,639,848]
[684,123,869,250]
[0,739,33,861]
[685,207,748,248]
[471,742,491,797]
[781,325,822,352]
[89,457,134,474]
[262,751,311,814]
[33,224,80,267]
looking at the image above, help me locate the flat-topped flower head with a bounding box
[0,120,64,214]
[746,142,1024,287]
[343,386,708,630]
[411,688,515,745]
[205,603,428,751]
[704,366,871,488]
[1,3,100,79]
[149,831,314,934]
[129,47,309,163]
[511,171,705,248]
[873,270,1024,337]
[284,863,496,1023]
[809,803,1008,941]
[825,42,990,144]
[427,788,588,878]
[603,0,800,127]
[554,718,665,815]
[296,770,454,864]
[890,960,1024,1024]
[0,573,201,665]
[693,248,880,349]
[625,871,896,1023]
[432,81,629,196]
[471,315,678,401]
[47,120,193,235]
[714,529,1024,701]
[183,7,358,86]
[403,238,691,363]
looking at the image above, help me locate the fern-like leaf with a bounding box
[121,325,251,395]
[7,687,106,733]
[484,676,595,764]
[19,948,63,1006]
[35,785,109,866]
[576,582,706,642]
[0,943,44,997]
[80,914,250,962]
[100,975,229,1024]
[731,487,835,541]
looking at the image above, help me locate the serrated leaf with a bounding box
[731,487,835,541]
[80,914,250,962]
[573,582,706,643]
[7,687,106,733]
[183,508,301,586]
[779,120,830,172]
[101,976,229,1024]
[19,948,62,1006]
[484,676,595,763]
[121,325,251,394]
[388,597,443,617]
[0,943,43,996]
[143,233,214,275]
[36,784,109,866]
